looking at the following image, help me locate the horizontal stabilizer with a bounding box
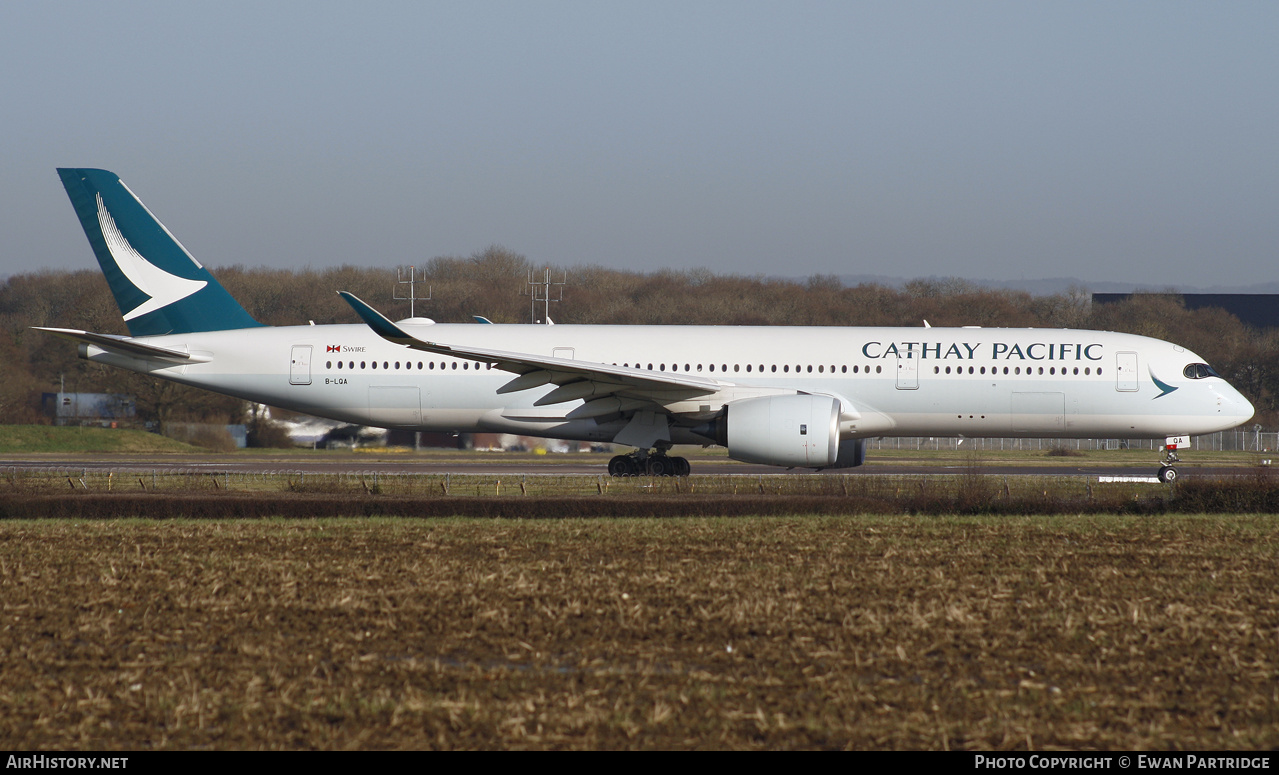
[33,327,208,363]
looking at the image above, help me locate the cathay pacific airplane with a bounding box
[40,168,1255,481]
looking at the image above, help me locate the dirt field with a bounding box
[1,516,1276,750]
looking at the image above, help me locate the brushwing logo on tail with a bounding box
[96,193,206,321]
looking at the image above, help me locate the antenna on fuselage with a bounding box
[394,265,433,319]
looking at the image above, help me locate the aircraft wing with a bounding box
[338,292,730,406]
[33,327,208,363]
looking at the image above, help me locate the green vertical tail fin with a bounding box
[57,168,264,336]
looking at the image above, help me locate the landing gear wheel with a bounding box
[609,451,685,477]
[608,455,630,477]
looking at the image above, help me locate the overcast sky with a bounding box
[3,1,1277,289]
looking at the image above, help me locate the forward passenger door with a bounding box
[1116,352,1139,392]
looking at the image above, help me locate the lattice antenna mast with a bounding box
[394,265,433,319]
[524,267,567,324]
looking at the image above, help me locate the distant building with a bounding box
[41,392,135,426]
[1092,294,1279,330]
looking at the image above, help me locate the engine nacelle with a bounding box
[725,394,841,468]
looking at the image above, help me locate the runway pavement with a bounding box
[0,456,1248,479]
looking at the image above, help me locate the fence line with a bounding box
[864,430,1277,453]
[3,468,1182,500]
[2,431,1272,497]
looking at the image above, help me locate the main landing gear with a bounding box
[608,450,691,477]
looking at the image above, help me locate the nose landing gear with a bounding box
[1157,436,1187,483]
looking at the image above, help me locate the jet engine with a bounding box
[717,394,865,469]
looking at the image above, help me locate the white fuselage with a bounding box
[82,322,1255,445]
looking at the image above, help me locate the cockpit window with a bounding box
[1183,363,1219,380]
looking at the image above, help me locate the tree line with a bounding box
[2,245,1276,429]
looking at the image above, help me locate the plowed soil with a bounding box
[1,516,1276,750]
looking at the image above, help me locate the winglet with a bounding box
[338,291,420,347]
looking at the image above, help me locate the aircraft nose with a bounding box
[1222,384,1255,424]
[1235,393,1256,423]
